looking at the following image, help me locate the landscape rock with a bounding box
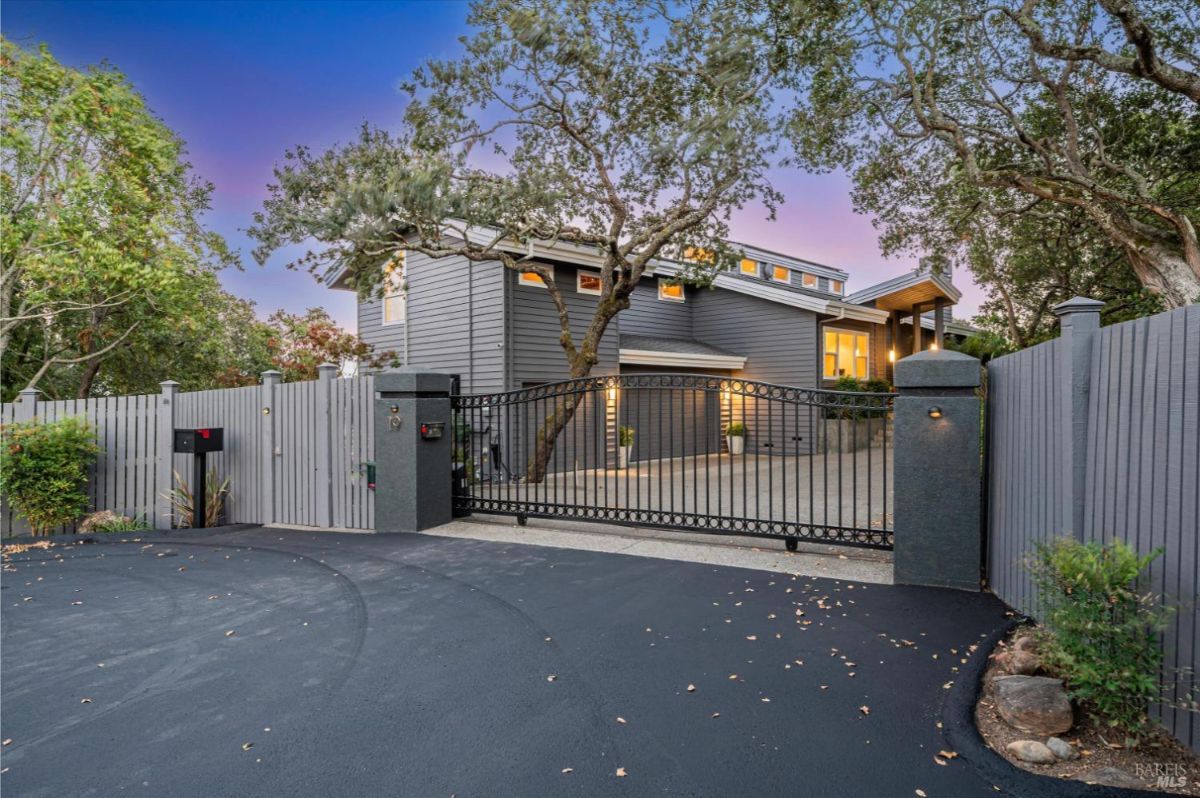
[1012,635,1037,653]
[1006,740,1057,764]
[992,675,1073,735]
[1007,649,1040,675]
[1045,737,1079,761]
[1080,766,1143,789]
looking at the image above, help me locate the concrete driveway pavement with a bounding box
[2,526,1010,797]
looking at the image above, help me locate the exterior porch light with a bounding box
[929,341,939,351]
[607,385,618,403]
[888,349,896,363]
[928,406,943,419]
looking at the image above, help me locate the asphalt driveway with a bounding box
[2,526,1010,797]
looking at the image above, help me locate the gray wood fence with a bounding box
[2,369,375,535]
[987,301,1200,749]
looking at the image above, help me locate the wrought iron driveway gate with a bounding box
[451,374,894,550]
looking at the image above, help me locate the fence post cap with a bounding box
[158,380,180,391]
[374,366,454,395]
[260,370,283,383]
[317,363,338,378]
[16,387,41,399]
[1052,296,1105,317]
[894,349,981,389]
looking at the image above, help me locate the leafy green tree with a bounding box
[0,38,235,400]
[783,0,1200,311]
[264,308,398,382]
[250,0,798,480]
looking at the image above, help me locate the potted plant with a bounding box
[618,425,635,468]
[725,422,745,455]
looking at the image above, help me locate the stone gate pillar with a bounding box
[892,350,983,591]
[373,367,454,533]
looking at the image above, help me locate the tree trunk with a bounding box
[1125,241,1200,310]
[77,357,102,399]
[524,390,588,484]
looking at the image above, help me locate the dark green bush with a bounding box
[826,376,892,419]
[0,416,100,535]
[1029,538,1169,743]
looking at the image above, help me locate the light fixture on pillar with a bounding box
[928,406,943,419]
[888,349,896,363]
[607,386,618,403]
[929,342,939,352]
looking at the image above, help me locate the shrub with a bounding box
[79,510,149,533]
[618,426,636,446]
[1028,537,1169,743]
[164,468,230,528]
[725,422,745,437]
[0,416,99,535]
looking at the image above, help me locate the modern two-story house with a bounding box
[328,228,974,398]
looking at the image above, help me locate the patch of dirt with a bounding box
[977,628,1200,795]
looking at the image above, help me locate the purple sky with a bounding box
[4,0,985,330]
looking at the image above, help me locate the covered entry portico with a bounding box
[846,270,970,383]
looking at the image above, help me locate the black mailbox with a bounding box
[173,428,224,454]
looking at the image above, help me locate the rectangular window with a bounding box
[801,272,817,288]
[830,279,844,295]
[658,279,685,303]
[383,254,406,325]
[577,271,602,295]
[823,328,869,379]
[518,267,552,288]
[771,265,789,282]
[740,258,758,276]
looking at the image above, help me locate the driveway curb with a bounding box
[942,615,1162,797]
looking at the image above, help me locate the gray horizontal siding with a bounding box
[620,278,693,339]
[692,289,819,454]
[510,264,619,385]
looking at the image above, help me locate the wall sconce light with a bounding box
[888,349,896,363]
[928,406,943,419]
[930,342,940,352]
[607,387,617,403]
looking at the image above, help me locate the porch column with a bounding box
[910,303,924,353]
[933,298,946,350]
[892,349,982,591]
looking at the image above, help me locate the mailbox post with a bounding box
[173,428,224,528]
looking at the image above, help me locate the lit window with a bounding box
[685,247,714,263]
[802,272,817,288]
[658,279,685,303]
[772,265,789,282]
[740,258,758,275]
[518,267,552,288]
[577,271,602,295]
[383,254,406,325]
[830,279,844,294]
[823,328,869,379]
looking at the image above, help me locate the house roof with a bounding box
[727,240,849,282]
[619,335,747,370]
[845,269,962,310]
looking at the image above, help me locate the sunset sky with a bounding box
[4,0,986,330]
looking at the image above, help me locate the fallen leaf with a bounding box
[615,767,627,777]
[2,739,11,746]
[71,601,83,606]
[561,768,573,774]
[546,675,557,682]
[80,698,93,704]
[616,717,627,725]
[686,684,696,692]
[938,750,957,759]
[728,674,738,680]
[225,630,235,637]
[711,712,720,718]
[242,742,254,751]
[859,706,870,715]
[916,790,927,797]
[745,635,757,641]
[934,756,947,766]
[761,697,770,703]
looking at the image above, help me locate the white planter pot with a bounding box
[727,435,744,455]
[619,445,632,468]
